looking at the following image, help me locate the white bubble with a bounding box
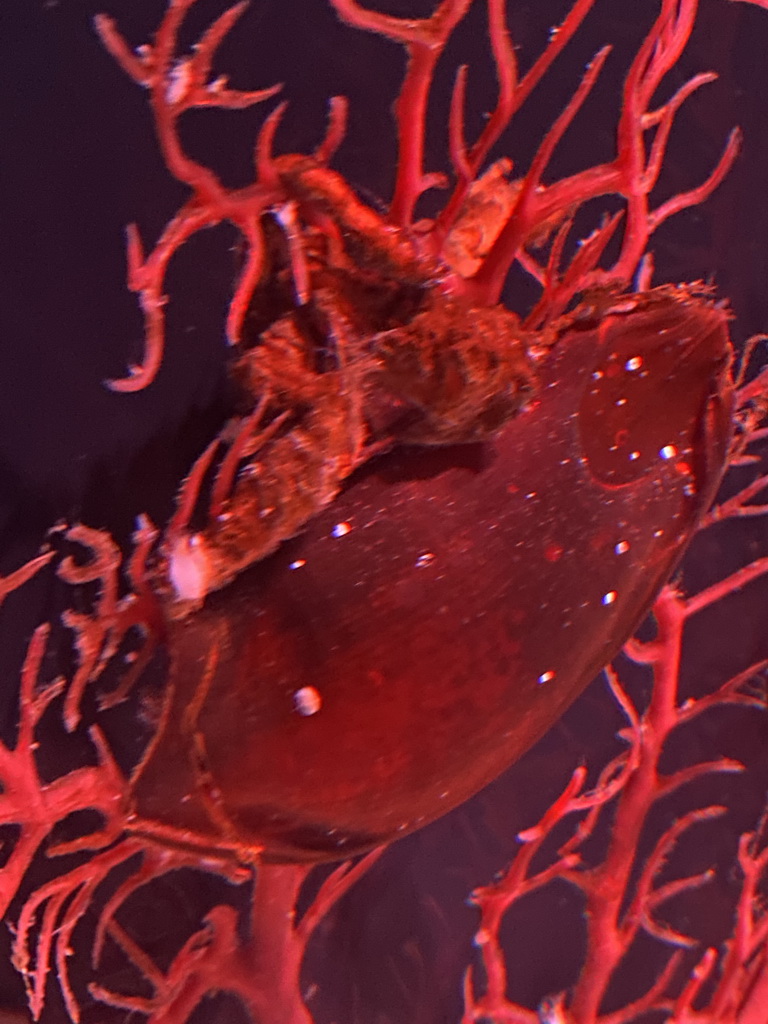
[294,686,322,716]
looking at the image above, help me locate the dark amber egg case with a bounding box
[129,289,733,862]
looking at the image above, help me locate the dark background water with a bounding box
[1,1,767,1021]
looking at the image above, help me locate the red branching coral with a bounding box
[463,458,768,1023]
[93,0,738,392]
[2,1,768,1022]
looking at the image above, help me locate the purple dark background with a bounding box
[1,0,768,1021]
